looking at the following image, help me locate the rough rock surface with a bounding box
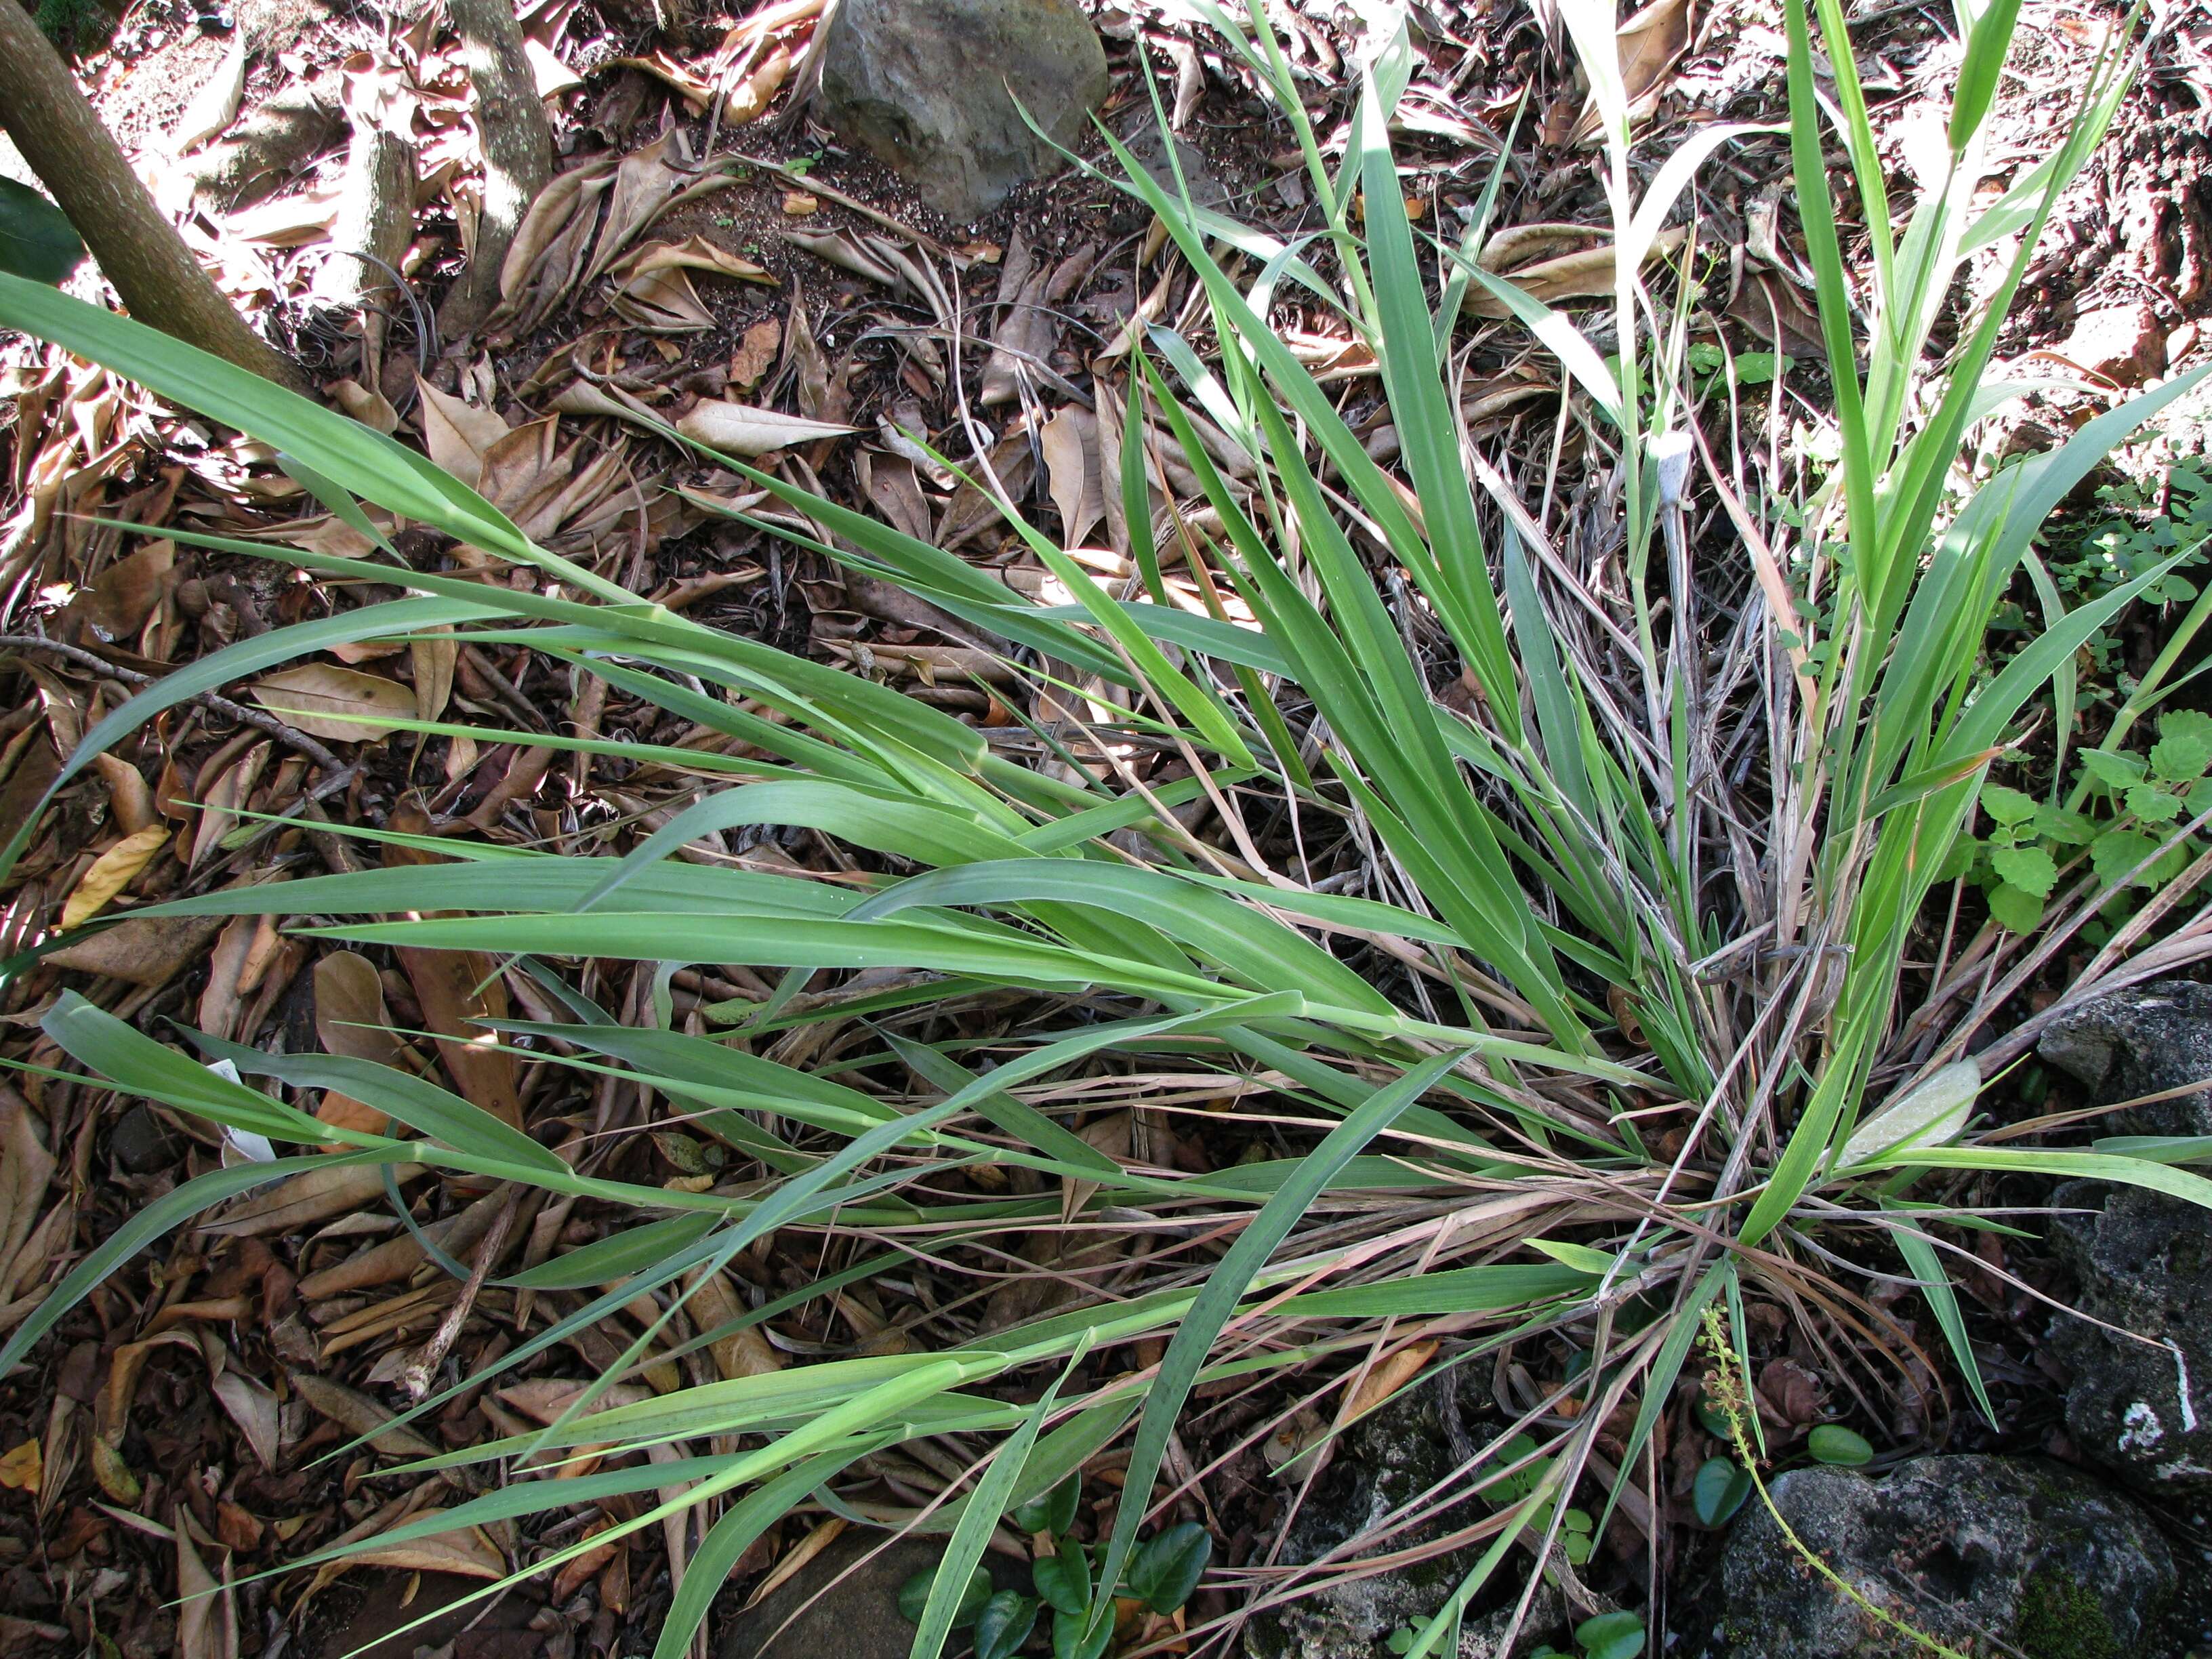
[817,0,1110,222]
[2047,1179,2212,1498]
[1242,1374,1567,1659]
[2036,979,2212,1497]
[1706,1455,2173,1658]
[2036,978,2212,1137]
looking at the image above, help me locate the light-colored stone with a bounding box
[2060,302,2165,386]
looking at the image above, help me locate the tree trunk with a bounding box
[0,0,308,390]
[438,0,552,337]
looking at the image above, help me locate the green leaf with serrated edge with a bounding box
[1986,884,2045,933]
[1980,784,2039,824]
[1988,845,2057,899]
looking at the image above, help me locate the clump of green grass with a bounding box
[0,0,2204,1652]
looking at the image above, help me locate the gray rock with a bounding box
[2036,978,2212,1137]
[2047,1180,2212,1498]
[2035,980,2212,1498]
[1242,1376,1567,1659]
[817,0,1110,221]
[718,1530,1023,1659]
[1706,1454,2172,1658]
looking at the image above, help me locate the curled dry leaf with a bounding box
[722,42,792,123]
[247,663,417,742]
[341,1511,507,1579]
[173,39,249,152]
[1343,1340,1438,1422]
[674,399,857,457]
[618,236,773,287]
[201,1162,431,1239]
[60,825,168,929]
[1462,224,1689,317]
[191,741,271,869]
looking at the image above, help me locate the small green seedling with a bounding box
[1806,1425,1874,1467]
[1531,1611,1647,1659]
[1692,1456,1753,1525]
[897,1563,995,1628]
[898,1476,1212,1658]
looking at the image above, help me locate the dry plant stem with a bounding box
[0,0,308,391]
[1698,1308,1969,1659]
[0,634,343,772]
[442,0,553,335]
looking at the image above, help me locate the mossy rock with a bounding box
[1698,1454,2172,1658]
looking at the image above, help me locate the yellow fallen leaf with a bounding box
[247,663,417,743]
[61,825,169,928]
[1343,1340,1438,1422]
[0,1438,41,1491]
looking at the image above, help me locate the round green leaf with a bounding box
[897,1563,994,1628]
[1051,1605,1113,1659]
[1012,1471,1081,1536]
[0,179,85,287]
[1691,1456,1752,1526]
[1126,1521,1212,1614]
[1574,1610,1646,1659]
[1807,1425,1873,1467]
[975,1591,1038,1659]
[1032,1548,1090,1616]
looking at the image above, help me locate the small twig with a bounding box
[0,633,346,772]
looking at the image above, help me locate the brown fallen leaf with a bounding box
[415,381,511,488]
[674,399,856,457]
[211,1370,281,1469]
[729,317,781,392]
[287,1371,441,1460]
[0,1092,55,1288]
[247,663,416,743]
[1039,405,1104,551]
[1462,224,1688,317]
[342,1510,507,1579]
[201,1162,430,1238]
[190,741,271,869]
[43,912,225,987]
[60,825,167,929]
[173,37,249,151]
